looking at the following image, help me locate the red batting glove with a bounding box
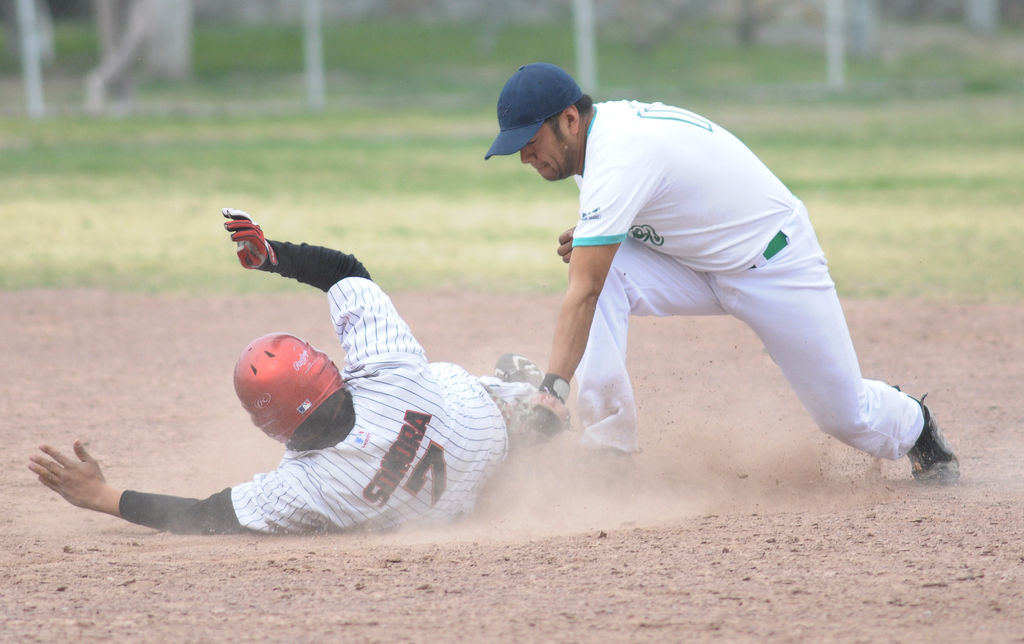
[222,208,278,269]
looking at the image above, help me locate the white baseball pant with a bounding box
[576,204,924,459]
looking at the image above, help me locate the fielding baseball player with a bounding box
[485,62,959,484]
[28,209,568,534]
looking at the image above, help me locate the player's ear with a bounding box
[564,105,581,134]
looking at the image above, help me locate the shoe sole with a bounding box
[494,353,543,388]
[908,399,961,485]
[911,459,960,484]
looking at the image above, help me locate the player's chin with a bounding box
[535,165,562,182]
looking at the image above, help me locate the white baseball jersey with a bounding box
[231,277,508,533]
[573,100,800,273]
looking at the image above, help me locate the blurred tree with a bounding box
[964,0,1000,33]
[848,0,878,56]
[737,0,764,45]
[629,0,714,51]
[146,0,192,79]
[475,0,508,55]
[85,0,192,114]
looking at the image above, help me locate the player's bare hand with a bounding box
[29,440,121,514]
[557,226,576,264]
[222,207,278,269]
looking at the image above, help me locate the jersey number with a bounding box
[404,440,446,503]
[362,410,447,506]
[636,104,713,132]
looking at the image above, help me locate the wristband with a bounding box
[540,373,570,403]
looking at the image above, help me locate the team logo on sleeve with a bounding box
[581,206,602,221]
[629,224,664,246]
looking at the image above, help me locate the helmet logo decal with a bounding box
[293,349,310,371]
[255,393,272,409]
[296,399,313,415]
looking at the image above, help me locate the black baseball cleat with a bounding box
[907,395,960,484]
[494,353,544,388]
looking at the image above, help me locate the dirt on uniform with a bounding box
[2,289,1021,642]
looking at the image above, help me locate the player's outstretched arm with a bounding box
[29,440,123,517]
[30,440,249,534]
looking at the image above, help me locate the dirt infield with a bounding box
[2,289,1022,642]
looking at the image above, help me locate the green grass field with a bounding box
[1,17,1022,300]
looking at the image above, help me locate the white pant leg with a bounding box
[576,241,725,453]
[712,207,922,459]
[576,291,637,452]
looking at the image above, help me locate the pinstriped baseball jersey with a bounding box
[231,277,508,533]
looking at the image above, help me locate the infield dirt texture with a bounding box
[3,288,1022,642]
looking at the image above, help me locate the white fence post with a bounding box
[573,0,597,92]
[15,0,45,118]
[825,0,846,91]
[304,0,326,111]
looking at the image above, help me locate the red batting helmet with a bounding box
[233,333,345,443]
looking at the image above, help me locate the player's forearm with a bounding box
[262,240,371,291]
[119,488,248,534]
[546,245,615,382]
[546,285,599,382]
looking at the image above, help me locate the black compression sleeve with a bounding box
[119,488,249,535]
[260,240,371,292]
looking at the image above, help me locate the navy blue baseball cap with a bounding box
[485,63,583,160]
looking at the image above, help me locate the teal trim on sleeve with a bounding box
[581,105,597,178]
[573,233,627,247]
